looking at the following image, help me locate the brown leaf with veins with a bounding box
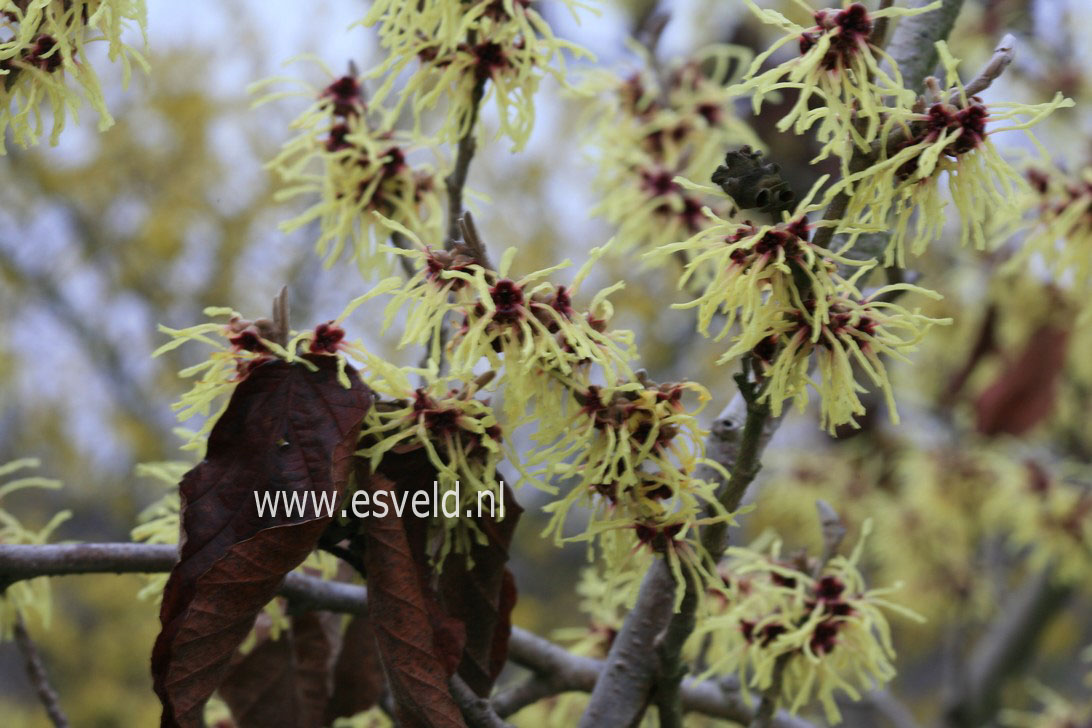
[439,482,522,696]
[325,614,386,723]
[358,450,467,728]
[152,355,371,728]
[219,611,340,728]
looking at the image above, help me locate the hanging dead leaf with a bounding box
[975,325,1069,436]
[152,355,370,728]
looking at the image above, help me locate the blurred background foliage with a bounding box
[1,0,1091,725]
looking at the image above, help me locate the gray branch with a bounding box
[885,0,967,95]
[505,628,814,727]
[451,675,514,728]
[0,542,814,725]
[13,614,69,727]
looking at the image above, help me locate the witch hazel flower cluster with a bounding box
[587,44,762,251]
[1,0,147,151]
[253,64,444,274]
[362,0,594,150]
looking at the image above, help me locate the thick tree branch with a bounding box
[885,0,966,95]
[13,614,69,728]
[0,543,370,615]
[0,542,815,725]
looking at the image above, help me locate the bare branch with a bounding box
[0,542,177,586]
[492,676,561,717]
[451,675,514,728]
[13,614,69,728]
[814,499,847,576]
[504,628,814,727]
[0,542,815,725]
[445,78,487,247]
[0,543,369,615]
[956,33,1016,100]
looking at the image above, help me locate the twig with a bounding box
[492,676,560,717]
[445,78,487,247]
[13,614,69,727]
[0,542,817,726]
[814,499,847,577]
[956,33,1016,100]
[451,674,514,728]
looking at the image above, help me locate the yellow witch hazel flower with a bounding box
[532,377,713,517]
[153,305,363,453]
[1002,461,1092,587]
[0,0,147,152]
[363,227,635,421]
[657,174,949,432]
[529,375,735,607]
[0,459,71,640]
[652,175,866,353]
[754,285,950,433]
[698,526,922,723]
[1017,163,1092,320]
[844,41,1072,266]
[446,246,634,391]
[359,371,503,503]
[253,63,443,276]
[587,44,762,251]
[357,368,506,563]
[362,0,594,150]
[736,0,936,161]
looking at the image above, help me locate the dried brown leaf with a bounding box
[152,356,371,727]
